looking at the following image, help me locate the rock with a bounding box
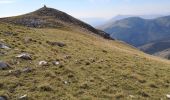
[64,55,71,59]
[0,61,10,70]
[22,67,32,73]
[47,41,66,47]
[9,70,22,76]
[167,94,170,99]
[52,61,60,65]
[16,53,32,60]
[39,61,48,66]
[0,43,10,49]
[129,95,135,98]
[0,96,7,100]
[64,81,68,84]
[19,94,27,100]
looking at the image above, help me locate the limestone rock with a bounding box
[16,53,32,60]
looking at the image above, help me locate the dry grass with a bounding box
[0,23,170,100]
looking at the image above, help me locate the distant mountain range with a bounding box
[98,15,170,59]
[97,14,164,29]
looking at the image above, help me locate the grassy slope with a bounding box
[0,23,170,100]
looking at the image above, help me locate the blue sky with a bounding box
[0,0,170,19]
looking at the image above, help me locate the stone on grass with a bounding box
[64,81,68,84]
[22,67,32,73]
[16,53,32,60]
[0,43,10,49]
[52,61,60,65]
[0,61,10,70]
[167,94,170,99]
[39,61,48,66]
[19,94,27,100]
[64,55,71,59]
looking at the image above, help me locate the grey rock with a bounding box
[0,43,10,49]
[0,96,7,100]
[19,94,27,100]
[0,61,10,70]
[16,53,32,60]
[22,67,32,73]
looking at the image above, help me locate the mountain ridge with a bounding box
[0,6,112,40]
[99,15,170,46]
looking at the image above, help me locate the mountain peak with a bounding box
[31,6,63,17]
[0,7,112,40]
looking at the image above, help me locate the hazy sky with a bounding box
[0,0,170,19]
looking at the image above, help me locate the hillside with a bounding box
[0,7,170,100]
[98,16,170,47]
[139,37,170,59]
[0,6,112,40]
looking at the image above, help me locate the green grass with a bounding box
[0,23,170,100]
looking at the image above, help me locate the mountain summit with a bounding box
[0,6,112,39]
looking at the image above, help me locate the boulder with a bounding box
[16,53,32,60]
[0,61,10,70]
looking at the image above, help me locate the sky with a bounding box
[0,0,170,19]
